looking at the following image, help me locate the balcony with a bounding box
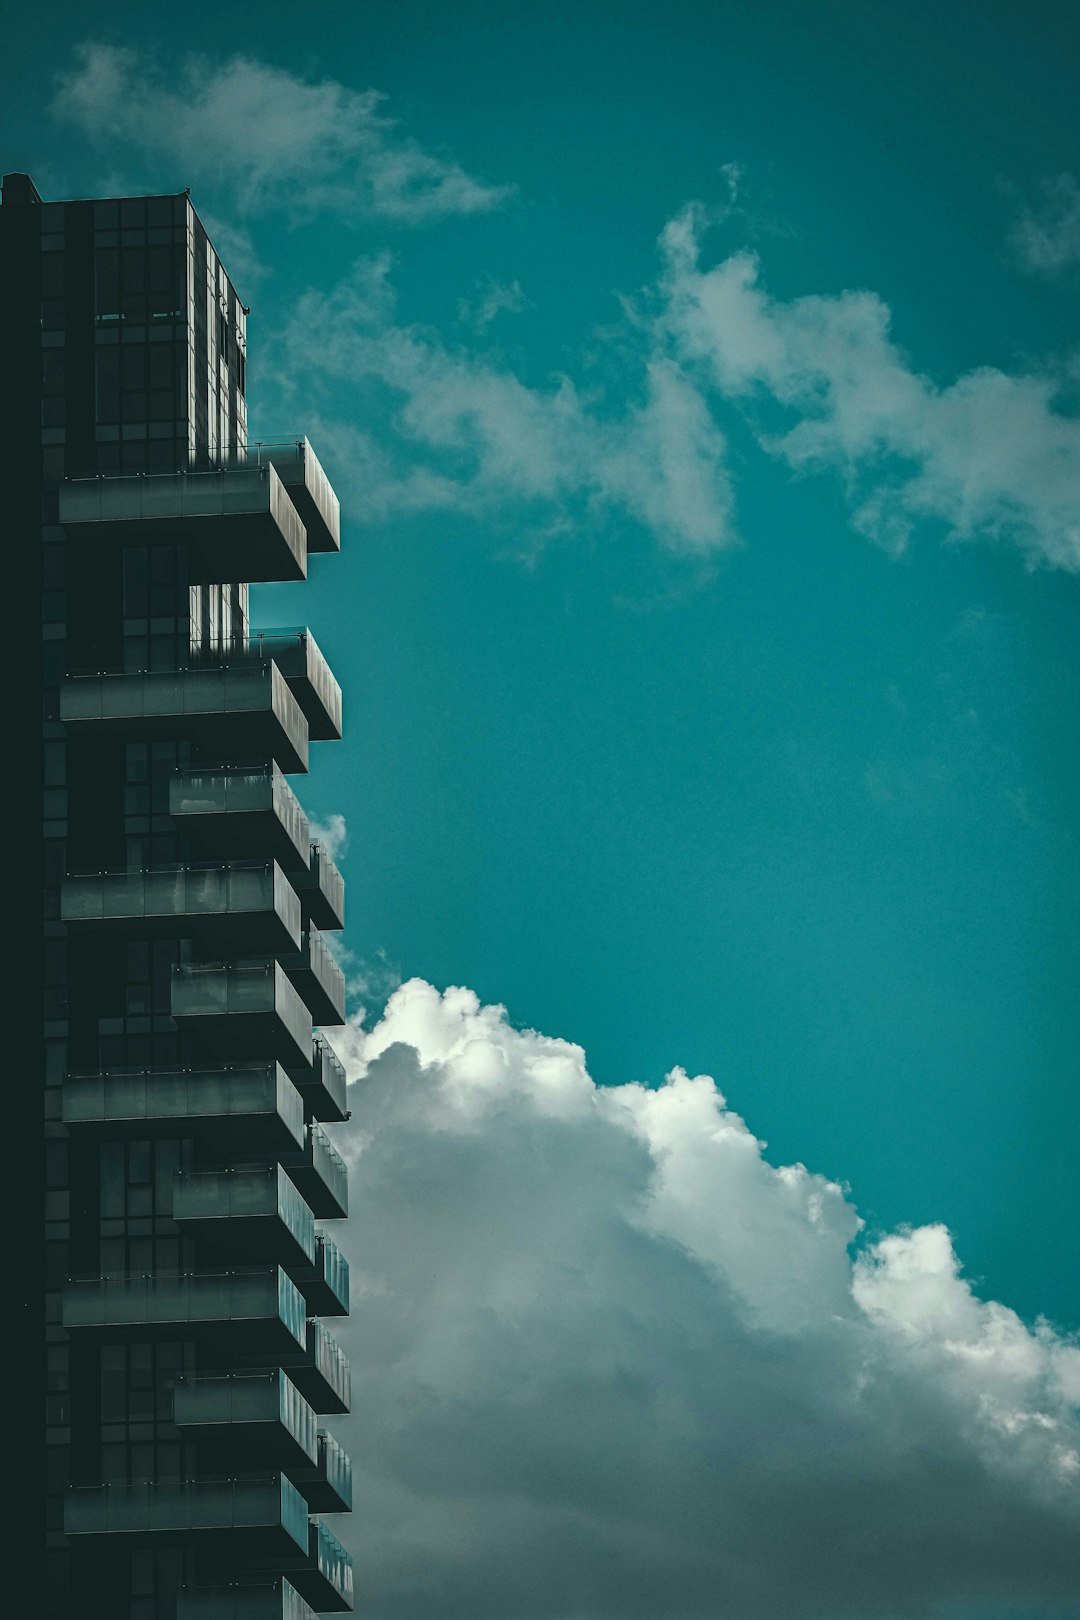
[288,1431,352,1514]
[172,964,312,1069]
[173,1370,317,1471]
[63,1268,307,1353]
[61,663,308,774]
[287,1033,348,1124]
[282,926,346,1026]
[59,464,307,582]
[283,1319,350,1414]
[291,1233,349,1318]
[62,862,301,954]
[293,844,345,931]
[62,1063,304,1154]
[173,1165,316,1271]
[171,765,310,871]
[235,439,340,554]
[288,1520,355,1612]
[64,1475,309,1558]
[283,1124,348,1218]
[178,1581,320,1620]
[207,630,340,741]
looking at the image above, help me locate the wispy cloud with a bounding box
[327,980,1080,1618]
[274,254,738,554]
[52,44,513,223]
[655,203,1080,570]
[1008,173,1080,275]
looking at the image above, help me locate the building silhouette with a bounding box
[3,172,354,1620]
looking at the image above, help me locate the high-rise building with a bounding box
[3,172,354,1620]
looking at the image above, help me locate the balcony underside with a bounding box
[287,1435,352,1514]
[282,1323,351,1415]
[284,1522,354,1613]
[286,1038,348,1125]
[282,1130,348,1219]
[59,466,308,583]
[63,1269,306,1355]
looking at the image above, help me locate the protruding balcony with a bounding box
[63,1063,304,1154]
[293,844,345,931]
[283,1319,350,1414]
[63,1267,306,1354]
[172,1165,316,1271]
[283,1124,348,1218]
[236,439,340,554]
[289,1431,352,1514]
[291,1233,349,1318]
[178,1581,320,1620]
[209,630,340,741]
[59,463,308,582]
[287,1033,348,1124]
[282,926,346,1026]
[61,862,301,954]
[179,1581,319,1620]
[61,663,308,774]
[171,765,311,871]
[173,1370,317,1471]
[172,964,312,1069]
[64,1475,310,1558]
[288,1520,355,1612]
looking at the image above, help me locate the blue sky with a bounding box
[9,3,1080,1613]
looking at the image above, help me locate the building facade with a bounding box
[3,172,354,1620]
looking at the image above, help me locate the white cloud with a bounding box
[309,811,349,861]
[654,204,1080,570]
[273,256,738,553]
[53,44,512,223]
[1009,174,1080,274]
[325,980,1080,1619]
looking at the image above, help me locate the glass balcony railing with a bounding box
[64,1267,306,1350]
[196,629,340,740]
[178,1580,320,1620]
[288,1033,348,1123]
[59,463,308,583]
[291,1429,352,1514]
[172,963,312,1068]
[171,764,310,869]
[292,1233,348,1317]
[290,1519,354,1613]
[284,1319,351,1414]
[282,926,346,1026]
[64,1475,309,1552]
[61,663,308,775]
[294,844,345,931]
[284,1123,348,1218]
[61,861,301,953]
[174,1370,317,1466]
[227,438,340,554]
[62,1062,304,1152]
[173,1165,316,1267]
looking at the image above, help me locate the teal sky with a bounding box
[7,0,1078,1330]
[10,3,1080,1612]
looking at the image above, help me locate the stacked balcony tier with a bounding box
[177,1580,321,1620]
[173,1370,317,1472]
[218,630,341,741]
[64,1475,310,1558]
[61,862,302,953]
[63,1267,307,1355]
[234,439,340,554]
[282,1124,348,1218]
[281,926,346,1026]
[173,964,312,1068]
[282,1319,351,1414]
[172,1165,317,1272]
[59,463,308,583]
[61,663,309,773]
[62,1063,305,1153]
[171,766,311,871]
[286,1519,355,1612]
[292,844,345,931]
[287,1034,349,1124]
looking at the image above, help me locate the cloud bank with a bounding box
[53,44,512,222]
[327,980,1080,1620]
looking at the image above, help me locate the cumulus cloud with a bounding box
[52,44,512,222]
[654,204,1080,570]
[325,980,1080,1620]
[1009,174,1080,275]
[275,255,738,553]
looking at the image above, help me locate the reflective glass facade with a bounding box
[2,170,353,1620]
